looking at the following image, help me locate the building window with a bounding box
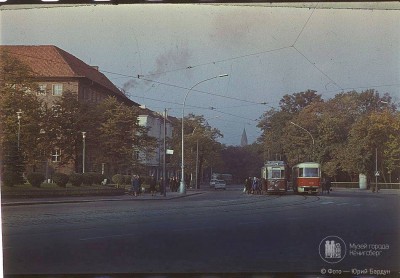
[37,84,47,96]
[52,149,61,162]
[52,84,63,96]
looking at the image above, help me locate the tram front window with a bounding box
[270,168,284,179]
[300,168,319,177]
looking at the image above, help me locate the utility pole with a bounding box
[82,132,86,173]
[375,147,378,193]
[195,139,199,189]
[163,108,167,197]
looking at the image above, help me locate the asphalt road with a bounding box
[2,186,399,276]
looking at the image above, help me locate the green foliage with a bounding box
[1,141,25,186]
[82,172,97,186]
[258,89,399,182]
[0,52,43,178]
[52,173,69,188]
[124,175,132,185]
[27,172,45,188]
[91,173,105,185]
[220,144,264,182]
[69,173,83,187]
[48,91,81,165]
[112,174,125,186]
[94,97,155,174]
[142,176,153,186]
[170,113,223,184]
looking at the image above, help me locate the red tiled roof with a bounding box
[0,45,134,103]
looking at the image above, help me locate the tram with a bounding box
[292,162,321,194]
[261,161,288,194]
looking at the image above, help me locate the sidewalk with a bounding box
[1,190,205,207]
[331,187,400,194]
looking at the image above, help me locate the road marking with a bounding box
[238,221,264,225]
[320,201,334,205]
[172,227,215,232]
[79,233,136,241]
[336,203,349,206]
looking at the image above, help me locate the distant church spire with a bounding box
[241,128,248,146]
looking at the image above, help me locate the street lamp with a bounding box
[180,74,228,194]
[82,132,86,173]
[290,121,315,161]
[16,110,22,149]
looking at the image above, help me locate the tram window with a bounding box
[303,168,319,177]
[269,168,284,179]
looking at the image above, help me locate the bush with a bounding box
[82,172,95,186]
[2,170,24,187]
[141,176,155,186]
[112,174,125,187]
[92,173,105,185]
[124,175,132,185]
[2,142,25,186]
[69,173,83,186]
[27,172,45,188]
[53,173,69,188]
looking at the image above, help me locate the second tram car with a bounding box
[261,161,288,194]
[292,162,321,194]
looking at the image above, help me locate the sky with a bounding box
[1,3,399,146]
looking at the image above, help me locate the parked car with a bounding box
[209,179,218,188]
[214,179,226,190]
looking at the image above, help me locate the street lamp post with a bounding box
[290,121,315,161]
[16,111,22,150]
[163,108,167,197]
[82,132,86,173]
[180,74,228,194]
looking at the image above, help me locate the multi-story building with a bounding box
[138,106,177,180]
[1,45,175,178]
[1,45,135,107]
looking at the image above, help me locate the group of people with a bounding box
[130,175,182,196]
[244,177,266,195]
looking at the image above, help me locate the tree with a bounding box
[170,113,223,185]
[259,90,323,167]
[257,88,399,182]
[49,91,82,168]
[0,51,43,184]
[220,143,264,183]
[343,109,400,183]
[94,97,156,174]
[279,89,322,114]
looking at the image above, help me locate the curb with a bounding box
[1,192,205,207]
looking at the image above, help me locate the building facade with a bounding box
[137,106,177,180]
[1,45,147,177]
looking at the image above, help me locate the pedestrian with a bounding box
[245,177,252,194]
[252,177,258,194]
[132,175,140,197]
[323,177,332,194]
[150,175,156,196]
